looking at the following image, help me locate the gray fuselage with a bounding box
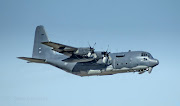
[19,26,159,76]
[46,51,159,76]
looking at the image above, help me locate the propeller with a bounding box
[87,42,96,57]
[102,45,110,64]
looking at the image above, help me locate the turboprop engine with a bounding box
[102,51,110,64]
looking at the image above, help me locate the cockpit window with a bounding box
[141,53,146,56]
[141,52,153,58]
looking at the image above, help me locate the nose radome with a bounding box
[156,59,159,65]
[149,59,159,67]
[154,59,159,66]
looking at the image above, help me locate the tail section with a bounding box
[32,25,54,59]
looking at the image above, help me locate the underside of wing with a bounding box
[42,42,78,56]
[62,57,94,62]
[42,41,99,63]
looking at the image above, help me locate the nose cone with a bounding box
[150,59,159,67]
[156,59,159,65]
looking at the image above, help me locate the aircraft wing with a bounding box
[42,42,78,56]
[42,42,96,62]
[62,57,94,62]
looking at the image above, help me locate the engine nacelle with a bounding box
[74,48,90,55]
[102,56,108,64]
[87,52,92,57]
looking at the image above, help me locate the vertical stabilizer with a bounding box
[32,25,54,59]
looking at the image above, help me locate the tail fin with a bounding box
[32,25,54,59]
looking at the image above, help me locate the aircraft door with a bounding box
[112,54,125,69]
[112,58,119,69]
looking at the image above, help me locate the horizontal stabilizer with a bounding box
[62,57,94,63]
[18,57,47,64]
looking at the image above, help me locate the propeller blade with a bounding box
[148,67,153,74]
[106,45,109,52]
[93,42,96,48]
[88,42,95,53]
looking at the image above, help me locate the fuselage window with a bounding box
[116,54,125,57]
[141,52,153,59]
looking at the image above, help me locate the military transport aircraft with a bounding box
[18,25,159,76]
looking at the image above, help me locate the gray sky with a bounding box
[0,0,180,106]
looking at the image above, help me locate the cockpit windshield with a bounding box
[141,52,153,58]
